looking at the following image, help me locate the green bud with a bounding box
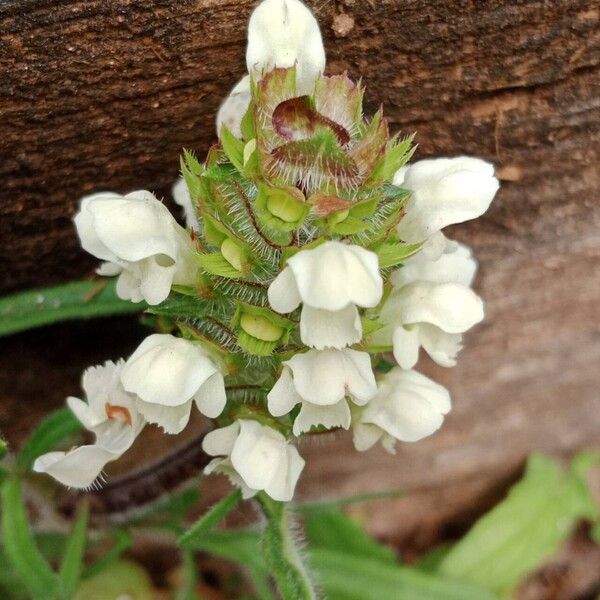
[266,190,307,223]
[221,239,246,272]
[240,313,284,342]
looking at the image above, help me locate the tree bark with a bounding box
[1,1,600,594]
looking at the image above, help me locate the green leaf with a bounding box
[84,529,132,579]
[1,477,60,600]
[311,548,496,600]
[59,503,89,599]
[178,490,242,548]
[438,454,599,595]
[17,407,82,471]
[0,279,146,338]
[302,506,396,564]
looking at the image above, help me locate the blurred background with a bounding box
[1,1,599,598]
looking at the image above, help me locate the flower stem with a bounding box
[256,493,317,600]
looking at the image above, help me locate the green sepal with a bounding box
[360,317,384,337]
[196,253,246,279]
[348,108,388,184]
[241,99,257,142]
[367,133,416,185]
[202,214,229,247]
[374,240,422,268]
[237,331,280,357]
[328,215,367,235]
[179,151,206,208]
[220,124,245,173]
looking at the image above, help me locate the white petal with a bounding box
[389,282,484,334]
[268,266,302,313]
[202,422,241,457]
[204,458,258,500]
[230,420,288,491]
[121,334,218,407]
[285,348,376,406]
[194,372,227,419]
[341,348,378,405]
[137,257,177,306]
[300,304,361,350]
[135,398,193,434]
[89,192,180,262]
[67,396,103,430]
[362,368,451,443]
[392,325,421,370]
[216,75,252,139]
[397,157,499,243]
[419,324,463,368]
[293,399,351,435]
[33,445,118,489]
[391,238,477,289]
[96,261,122,276]
[115,269,145,303]
[285,350,347,406]
[246,0,325,95]
[93,419,139,454]
[74,193,121,263]
[172,177,200,231]
[264,445,305,502]
[352,422,383,452]
[287,242,383,311]
[267,367,303,417]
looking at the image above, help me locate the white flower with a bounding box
[247,0,326,95]
[172,177,200,231]
[395,157,499,243]
[203,419,305,502]
[33,361,144,488]
[353,368,451,454]
[268,241,383,349]
[373,236,484,369]
[216,75,252,139]
[121,334,226,434]
[267,349,377,435]
[74,191,197,305]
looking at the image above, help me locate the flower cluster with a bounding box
[34,0,498,502]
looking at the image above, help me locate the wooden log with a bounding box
[1,2,599,592]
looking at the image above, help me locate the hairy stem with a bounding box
[257,493,317,600]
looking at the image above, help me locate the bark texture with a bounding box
[1,0,600,596]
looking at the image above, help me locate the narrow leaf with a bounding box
[17,407,82,471]
[311,548,497,600]
[1,477,60,599]
[178,490,242,548]
[0,279,145,337]
[59,502,89,598]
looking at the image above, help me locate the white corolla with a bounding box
[353,368,451,454]
[203,419,305,502]
[121,334,226,434]
[267,348,378,435]
[268,241,383,350]
[75,190,197,305]
[33,361,145,488]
